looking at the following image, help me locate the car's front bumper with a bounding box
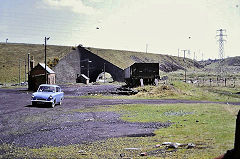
[31,100,53,104]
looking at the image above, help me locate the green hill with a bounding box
[0,43,202,84]
[0,43,71,83]
[86,47,202,71]
[199,57,240,75]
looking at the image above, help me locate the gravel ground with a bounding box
[0,84,239,148]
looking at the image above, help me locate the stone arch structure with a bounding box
[78,46,124,83]
[96,72,113,82]
[54,46,125,84]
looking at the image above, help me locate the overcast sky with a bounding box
[1,0,240,59]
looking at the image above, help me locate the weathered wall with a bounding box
[53,50,81,84]
[48,74,55,85]
[53,46,125,84]
[28,64,56,91]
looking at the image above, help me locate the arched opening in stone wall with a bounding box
[96,72,114,83]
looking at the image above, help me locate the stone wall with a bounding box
[53,46,125,84]
[53,50,80,84]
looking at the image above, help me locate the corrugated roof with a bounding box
[39,63,55,74]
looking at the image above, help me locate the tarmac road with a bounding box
[0,85,239,148]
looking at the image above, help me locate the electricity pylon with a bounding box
[216,29,227,76]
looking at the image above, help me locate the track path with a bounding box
[0,87,239,148]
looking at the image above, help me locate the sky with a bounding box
[1,0,240,60]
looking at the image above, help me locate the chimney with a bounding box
[30,56,35,70]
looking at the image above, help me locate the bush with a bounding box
[47,57,59,69]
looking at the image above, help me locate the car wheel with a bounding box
[59,98,63,105]
[32,101,37,106]
[51,100,55,108]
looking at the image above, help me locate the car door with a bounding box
[55,86,63,103]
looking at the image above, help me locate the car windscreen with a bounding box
[38,86,55,92]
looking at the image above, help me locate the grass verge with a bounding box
[1,103,239,158]
[66,81,240,102]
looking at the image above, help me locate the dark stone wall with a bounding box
[53,50,80,84]
[53,46,125,84]
[28,64,56,91]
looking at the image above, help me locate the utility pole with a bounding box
[19,59,21,84]
[27,53,30,83]
[216,29,227,76]
[104,63,106,83]
[80,59,92,79]
[194,52,196,72]
[78,46,81,77]
[182,50,188,82]
[44,37,50,84]
[3,65,6,84]
[24,59,26,82]
[87,59,90,78]
[188,50,191,59]
[146,44,148,53]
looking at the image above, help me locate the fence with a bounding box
[164,76,240,88]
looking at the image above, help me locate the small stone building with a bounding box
[28,63,56,91]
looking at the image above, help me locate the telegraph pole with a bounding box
[19,59,21,84]
[87,59,90,78]
[216,29,227,76]
[188,50,191,59]
[193,52,196,72]
[44,37,50,84]
[24,59,26,82]
[104,63,106,83]
[182,50,188,82]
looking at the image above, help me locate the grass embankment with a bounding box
[1,103,239,158]
[0,43,72,83]
[73,81,240,102]
[87,47,196,70]
[135,81,240,102]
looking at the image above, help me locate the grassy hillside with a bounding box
[199,57,240,75]
[0,43,202,84]
[87,47,202,71]
[0,43,72,83]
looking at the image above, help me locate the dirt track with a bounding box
[0,85,239,148]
